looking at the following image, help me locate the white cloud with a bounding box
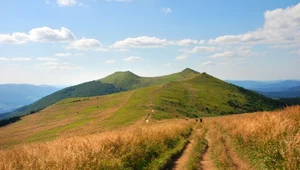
[116,49,129,52]
[105,60,115,64]
[199,40,206,45]
[57,0,77,6]
[0,27,75,44]
[291,50,300,55]
[162,8,172,14]
[123,56,142,62]
[68,38,107,51]
[0,57,10,61]
[37,57,58,61]
[175,54,188,60]
[75,53,85,56]
[202,61,216,66]
[173,39,198,46]
[270,44,300,49]
[183,46,217,53]
[111,36,168,48]
[0,57,31,61]
[55,52,72,57]
[35,61,81,70]
[29,27,75,42]
[164,63,172,67]
[209,50,252,59]
[209,3,300,45]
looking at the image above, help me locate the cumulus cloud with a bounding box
[37,57,58,61]
[0,57,31,61]
[175,54,188,60]
[182,46,217,53]
[116,49,129,52]
[162,8,172,14]
[57,0,77,6]
[209,3,300,44]
[68,38,108,51]
[110,36,168,48]
[0,27,75,44]
[29,27,75,42]
[105,60,115,64]
[209,50,254,59]
[199,40,206,45]
[123,56,142,62]
[35,61,81,70]
[55,52,72,57]
[173,39,198,46]
[202,61,216,66]
[291,49,300,55]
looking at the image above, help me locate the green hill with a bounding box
[0,71,284,147]
[1,68,199,120]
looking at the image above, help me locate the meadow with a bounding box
[0,105,298,169]
[204,106,300,170]
[0,120,193,170]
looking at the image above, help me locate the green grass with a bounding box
[101,86,161,128]
[26,118,91,143]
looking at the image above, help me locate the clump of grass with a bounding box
[209,106,300,170]
[0,120,192,170]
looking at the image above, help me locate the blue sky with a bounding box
[0,0,300,85]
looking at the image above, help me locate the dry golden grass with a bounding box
[0,119,192,170]
[206,106,300,169]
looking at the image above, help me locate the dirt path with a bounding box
[145,84,165,121]
[172,138,194,170]
[200,135,217,170]
[224,138,251,170]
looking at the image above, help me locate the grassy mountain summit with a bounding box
[1,68,200,120]
[100,68,199,90]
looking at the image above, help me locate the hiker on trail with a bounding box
[200,118,203,123]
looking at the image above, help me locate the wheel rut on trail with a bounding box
[200,135,216,170]
[200,129,251,170]
[172,138,194,170]
[223,138,251,170]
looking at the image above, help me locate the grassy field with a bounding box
[203,106,300,170]
[0,105,299,169]
[0,120,193,170]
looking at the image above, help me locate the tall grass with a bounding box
[0,120,192,170]
[208,106,300,169]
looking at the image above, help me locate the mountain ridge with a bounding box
[1,68,200,120]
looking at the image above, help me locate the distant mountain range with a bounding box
[0,84,62,114]
[227,80,300,98]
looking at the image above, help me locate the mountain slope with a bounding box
[3,81,120,120]
[0,84,61,114]
[1,68,199,120]
[0,71,283,147]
